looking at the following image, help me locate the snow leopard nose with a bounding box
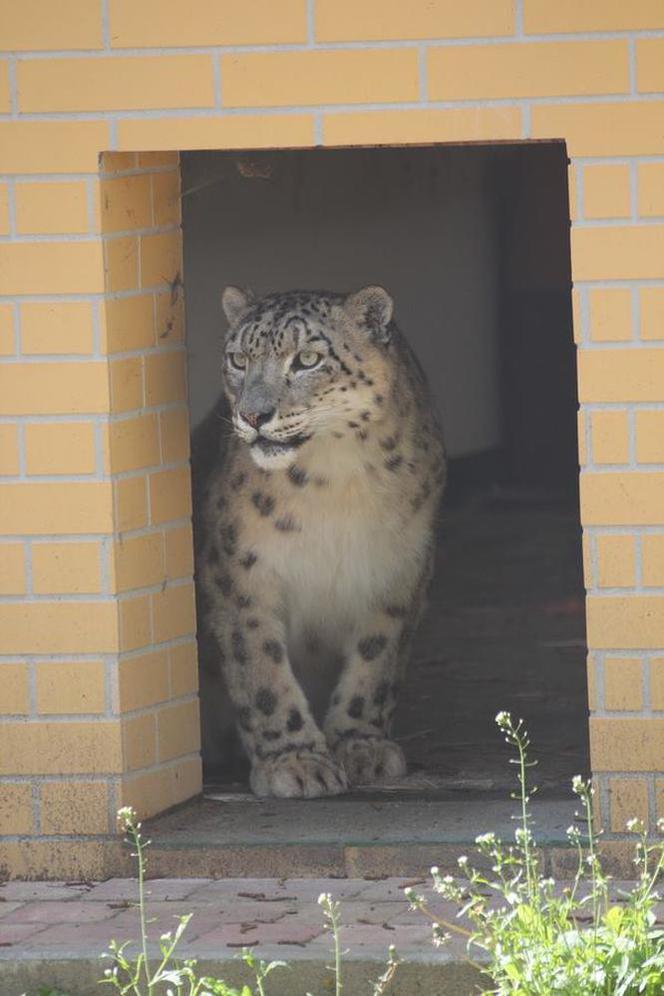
[239,408,275,430]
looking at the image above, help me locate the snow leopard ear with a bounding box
[344,286,393,344]
[222,286,254,328]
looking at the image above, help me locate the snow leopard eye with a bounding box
[227,351,247,371]
[293,349,322,371]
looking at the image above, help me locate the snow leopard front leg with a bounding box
[323,562,431,786]
[203,548,348,799]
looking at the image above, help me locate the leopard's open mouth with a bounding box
[251,433,311,457]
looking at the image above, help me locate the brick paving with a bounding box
[0,876,452,963]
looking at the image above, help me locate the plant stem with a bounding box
[132,823,152,988]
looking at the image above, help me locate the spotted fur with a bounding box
[197,286,445,798]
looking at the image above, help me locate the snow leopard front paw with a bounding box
[250,747,348,798]
[334,735,406,786]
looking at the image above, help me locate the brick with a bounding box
[650,657,664,709]
[609,778,649,832]
[586,595,664,649]
[157,699,200,762]
[222,50,419,108]
[637,39,664,94]
[572,226,664,281]
[591,409,629,465]
[40,781,109,835]
[110,356,143,413]
[115,476,148,531]
[120,766,173,819]
[119,594,152,652]
[0,543,25,594]
[0,424,19,476]
[113,532,164,592]
[429,41,628,101]
[0,181,9,233]
[172,755,202,806]
[170,642,198,698]
[122,712,157,770]
[152,583,196,643]
[590,717,664,771]
[100,174,152,233]
[25,421,96,475]
[576,411,588,467]
[641,288,664,341]
[110,0,306,46]
[636,411,664,464]
[155,289,185,345]
[0,601,118,654]
[0,721,122,775]
[103,294,154,353]
[588,288,632,342]
[0,840,108,881]
[117,115,315,152]
[15,181,89,235]
[642,535,664,586]
[0,303,14,356]
[109,413,160,473]
[0,482,113,534]
[0,121,110,175]
[0,662,29,714]
[584,164,631,220]
[639,164,664,218]
[150,466,192,524]
[140,230,181,289]
[0,241,104,295]
[581,473,664,526]
[145,351,187,406]
[532,103,664,157]
[582,529,592,586]
[0,363,109,416]
[0,784,33,835]
[1,0,103,49]
[578,350,664,403]
[160,407,190,464]
[324,106,521,146]
[316,0,513,40]
[36,661,106,714]
[32,541,102,595]
[0,61,9,114]
[587,652,597,711]
[604,657,644,710]
[164,524,194,580]
[118,649,169,711]
[151,170,181,227]
[21,301,94,355]
[524,0,664,32]
[18,55,215,113]
[104,236,139,293]
[596,534,636,587]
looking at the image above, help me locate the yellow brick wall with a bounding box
[0,0,664,875]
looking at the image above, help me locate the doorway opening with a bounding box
[182,141,587,812]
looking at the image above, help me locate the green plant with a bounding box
[406,711,664,995]
[101,807,285,996]
[99,807,398,996]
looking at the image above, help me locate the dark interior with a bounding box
[183,141,589,801]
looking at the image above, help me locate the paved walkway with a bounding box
[0,877,475,995]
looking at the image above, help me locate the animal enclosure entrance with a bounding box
[183,141,588,803]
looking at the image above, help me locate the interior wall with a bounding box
[181,146,503,460]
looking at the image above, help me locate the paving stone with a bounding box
[0,902,25,918]
[83,877,209,902]
[0,922,52,944]
[0,882,91,901]
[194,919,324,948]
[10,900,118,923]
